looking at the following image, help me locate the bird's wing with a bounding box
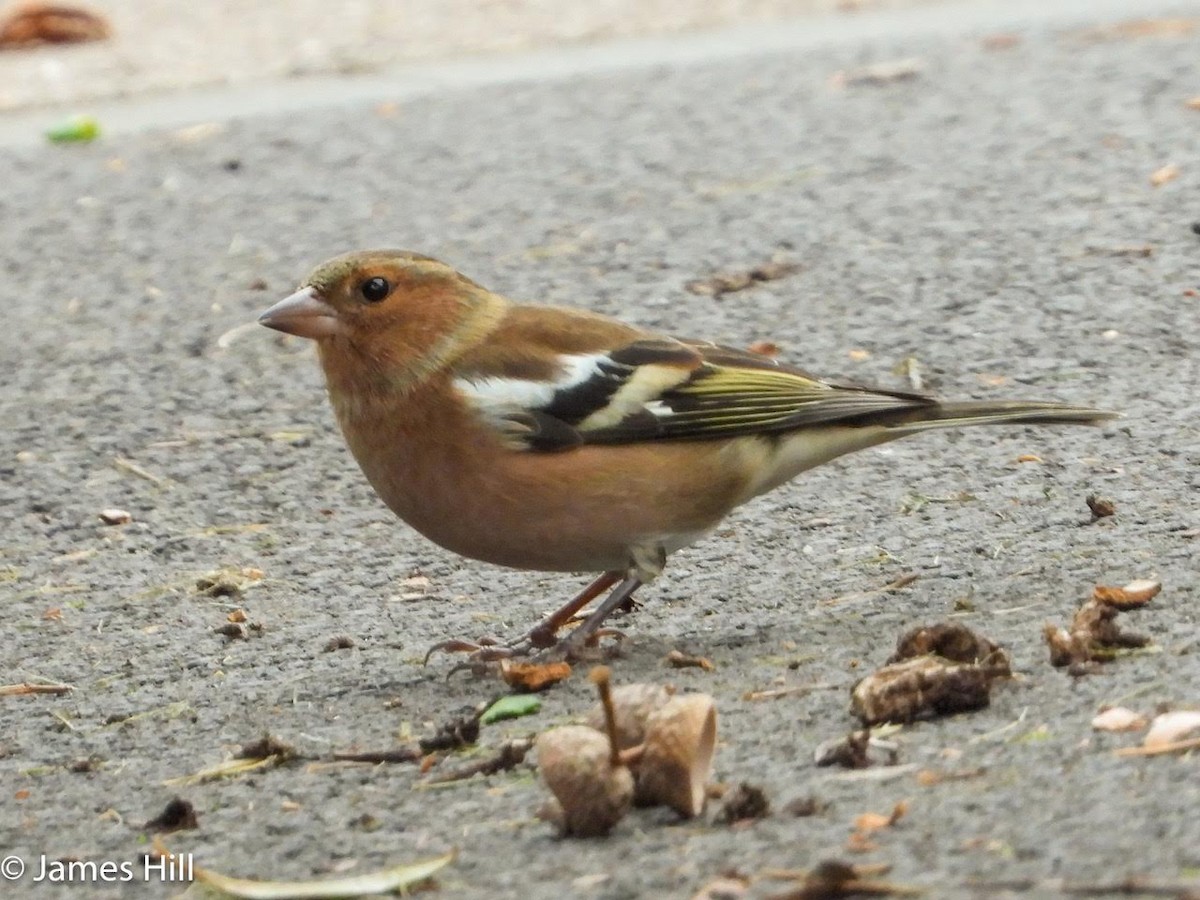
[452,316,937,451]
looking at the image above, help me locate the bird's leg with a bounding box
[543,575,644,661]
[423,571,622,663]
[523,571,622,649]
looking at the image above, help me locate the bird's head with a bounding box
[259,249,506,391]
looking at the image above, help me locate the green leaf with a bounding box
[480,694,541,725]
[46,116,100,144]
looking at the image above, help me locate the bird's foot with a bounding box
[422,636,526,665]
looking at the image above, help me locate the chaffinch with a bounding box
[259,250,1116,659]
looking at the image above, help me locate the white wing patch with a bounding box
[453,354,609,415]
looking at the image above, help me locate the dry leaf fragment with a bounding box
[187,847,455,899]
[143,797,198,833]
[814,731,872,769]
[1016,454,1043,464]
[1045,586,1156,671]
[1143,711,1200,749]
[1091,706,1148,733]
[1092,579,1161,608]
[981,33,1021,50]
[718,782,770,824]
[692,875,750,900]
[1187,96,1200,110]
[226,609,247,624]
[499,659,571,692]
[831,57,924,88]
[747,340,781,357]
[685,259,801,296]
[1150,164,1180,187]
[98,508,131,525]
[666,649,715,671]
[0,3,110,47]
[767,859,921,899]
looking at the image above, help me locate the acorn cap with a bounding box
[584,683,675,750]
[535,725,634,837]
[634,694,717,817]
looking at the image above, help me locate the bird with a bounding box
[258,249,1117,660]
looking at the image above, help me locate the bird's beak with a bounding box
[258,286,342,339]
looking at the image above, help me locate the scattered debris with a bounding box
[666,649,715,671]
[143,798,199,833]
[692,874,750,900]
[113,456,169,486]
[226,609,247,624]
[166,734,297,786]
[747,340,781,357]
[685,258,802,297]
[852,624,1011,725]
[68,755,102,772]
[425,736,533,785]
[195,566,263,598]
[1142,710,1200,750]
[322,634,355,652]
[480,694,541,725]
[332,747,421,765]
[1086,494,1116,520]
[854,800,908,834]
[811,729,897,772]
[1076,17,1196,42]
[814,731,871,769]
[1150,163,1180,187]
[214,622,249,640]
[0,3,110,48]
[499,659,571,692]
[238,735,295,762]
[852,656,1009,725]
[45,114,100,143]
[768,859,922,899]
[822,573,919,607]
[783,795,829,817]
[830,57,924,88]
[1091,706,1148,733]
[718,782,770,824]
[0,681,73,697]
[1045,581,1160,671]
[888,622,1009,667]
[98,508,132,525]
[981,33,1021,51]
[743,683,836,702]
[1092,579,1161,608]
[914,767,985,787]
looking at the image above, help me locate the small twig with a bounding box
[743,683,836,702]
[0,681,74,697]
[590,666,621,767]
[822,573,918,606]
[332,747,422,765]
[1115,736,1200,758]
[423,737,533,785]
[114,456,170,487]
[966,876,1200,896]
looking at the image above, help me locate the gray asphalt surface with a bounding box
[2,2,1199,898]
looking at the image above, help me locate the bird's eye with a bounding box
[360,277,390,303]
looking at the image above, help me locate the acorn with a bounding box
[634,693,718,817]
[535,725,633,837]
[584,682,675,750]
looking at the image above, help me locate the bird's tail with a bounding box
[885,400,1119,436]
